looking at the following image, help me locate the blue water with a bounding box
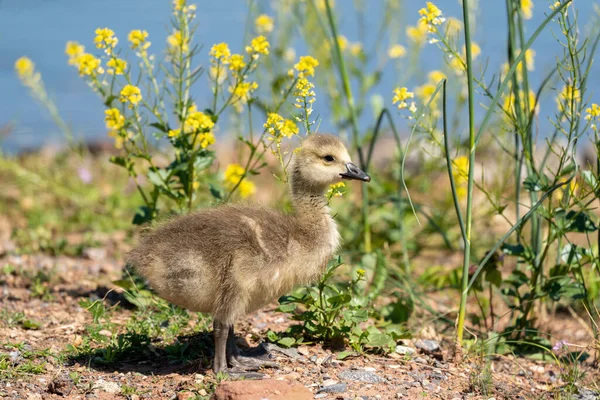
[0,0,598,153]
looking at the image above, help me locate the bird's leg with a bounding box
[226,325,278,371]
[212,319,229,374]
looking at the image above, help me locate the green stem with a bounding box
[322,0,370,253]
[456,0,476,347]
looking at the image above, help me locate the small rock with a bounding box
[318,382,347,394]
[194,373,204,383]
[364,367,377,372]
[47,374,74,396]
[92,379,121,394]
[98,330,112,338]
[395,345,416,356]
[261,343,303,360]
[27,394,42,400]
[198,389,208,396]
[529,365,545,374]
[413,357,428,364]
[338,369,385,383]
[314,394,328,399]
[322,379,338,387]
[414,339,440,353]
[213,379,312,400]
[177,392,196,400]
[297,346,310,356]
[83,247,106,261]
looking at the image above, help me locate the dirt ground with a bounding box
[1,238,599,400]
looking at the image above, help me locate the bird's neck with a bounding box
[289,178,330,220]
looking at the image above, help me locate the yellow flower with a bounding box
[173,0,186,11]
[107,58,127,75]
[167,30,189,54]
[195,132,216,149]
[550,1,561,10]
[245,35,270,56]
[228,54,246,71]
[263,113,298,140]
[524,49,535,71]
[294,56,319,77]
[337,35,348,51]
[168,129,181,138]
[185,111,215,132]
[428,70,446,84]
[75,53,103,76]
[406,21,429,45]
[210,43,231,63]
[15,57,35,79]
[229,81,258,103]
[104,108,125,130]
[586,104,600,120]
[238,180,256,198]
[255,14,274,34]
[452,156,469,199]
[94,28,118,54]
[388,44,406,59]
[224,164,245,183]
[349,42,362,57]
[326,182,346,199]
[416,83,438,107]
[418,2,445,31]
[521,0,533,19]
[557,84,581,112]
[503,89,536,116]
[108,130,124,149]
[210,64,228,84]
[392,87,414,109]
[65,41,85,65]
[119,84,142,107]
[128,30,150,51]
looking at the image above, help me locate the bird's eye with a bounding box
[323,155,335,162]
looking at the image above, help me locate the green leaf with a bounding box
[150,122,170,133]
[582,170,597,188]
[276,303,297,313]
[523,173,549,192]
[147,169,169,189]
[485,268,502,288]
[209,183,223,200]
[194,152,215,173]
[367,331,394,348]
[556,209,597,233]
[327,294,351,306]
[109,156,128,168]
[132,206,154,225]
[277,337,296,348]
[21,319,41,330]
[501,243,526,256]
[336,351,356,360]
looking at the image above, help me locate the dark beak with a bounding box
[340,162,371,182]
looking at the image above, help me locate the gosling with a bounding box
[126,134,370,374]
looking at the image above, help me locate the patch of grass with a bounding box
[0,343,56,381]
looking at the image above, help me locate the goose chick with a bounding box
[126,133,370,374]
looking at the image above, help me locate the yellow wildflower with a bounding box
[326,182,346,200]
[524,49,535,71]
[557,84,581,112]
[15,57,35,79]
[255,14,274,34]
[294,56,319,77]
[245,35,270,56]
[521,0,533,19]
[392,87,414,109]
[294,77,316,113]
[167,30,189,54]
[65,41,85,65]
[119,84,142,107]
[418,2,445,32]
[229,81,258,103]
[503,89,536,116]
[168,129,181,138]
[550,1,561,10]
[94,28,118,54]
[228,54,246,71]
[337,35,348,51]
[104,108,125,130]
[195,132,216,149]
[586,104,600,120]
[185,111,215,132]
[108,130,124,149]
[75,53,103,76]
[238,180,256,198]
[224,164,245,183]
[106,58,127,75]
[210,64,228,84]
[210,43,231,63]
[128,30,150,51]
[406,21,429,45]
[428,70,446,84]
[349,42,363,57]
[416,83,438,107]
[388,44,406,59]
[452,156,469,199]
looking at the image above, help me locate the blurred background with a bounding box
[1,0,599,153]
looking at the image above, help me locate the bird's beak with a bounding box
[340,162,371,182]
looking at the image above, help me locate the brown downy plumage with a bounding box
[126,133,370,374]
